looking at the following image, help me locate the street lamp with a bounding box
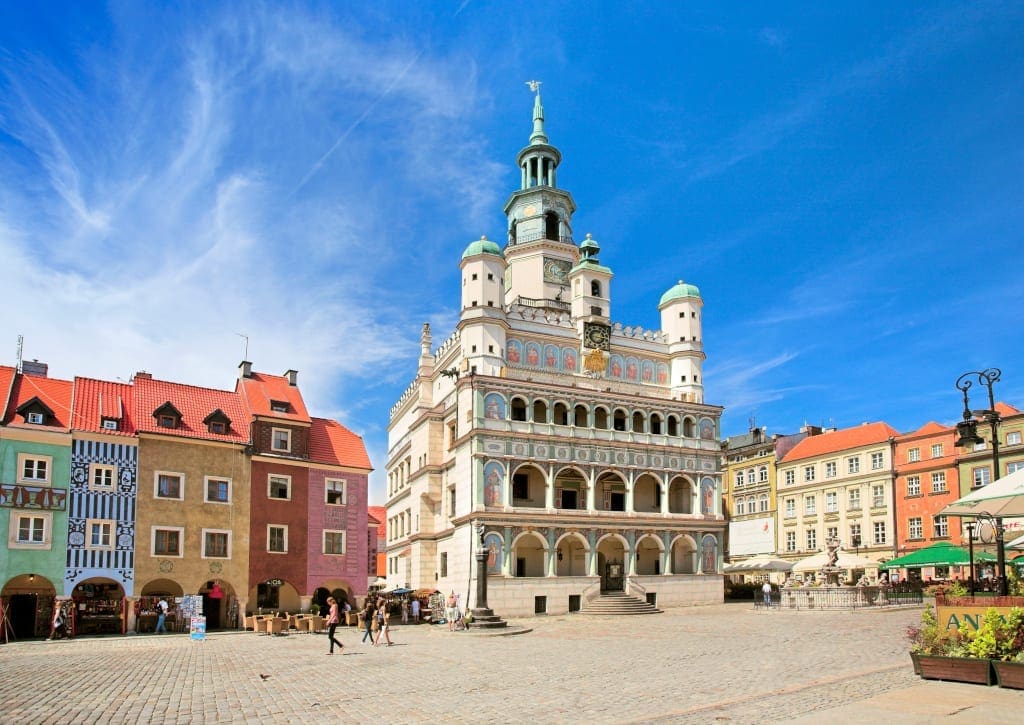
[964,521,976,596]
[954,368,1006,596]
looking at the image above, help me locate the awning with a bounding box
[722,555,794,573]
[941,468,1024,519]
[791,550,879,572]
[878,542,997,570]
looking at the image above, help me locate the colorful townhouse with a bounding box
[891,422,961,581]
[132,372,253,631]
[368,505,386,586]
[306,416,372,611]
[0,362,72,638]
[237,362,373,613]
[65,377,139,634]
[777,422,900,572]
[721,425,814,570]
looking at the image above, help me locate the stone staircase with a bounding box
[581,592,662,615]
[469,607,508,629]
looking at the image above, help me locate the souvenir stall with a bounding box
[72,581,126,635]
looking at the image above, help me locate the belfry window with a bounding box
[545,212,559,241]
[591,280,602,297]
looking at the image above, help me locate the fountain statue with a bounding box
[819,536,844,586]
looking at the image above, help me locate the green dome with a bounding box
[461,236,503,260]
[659,280,701,306]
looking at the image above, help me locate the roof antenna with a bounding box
[235,332,249,361]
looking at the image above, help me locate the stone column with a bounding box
[661,476,670,515]
[627,531,637,576]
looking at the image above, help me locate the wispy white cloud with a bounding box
[0,4,506,503]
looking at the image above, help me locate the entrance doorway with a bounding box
[8,594,38,639]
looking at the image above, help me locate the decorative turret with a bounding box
[659,280,705,402]
[457,236,508,377]
[569,233,613,324]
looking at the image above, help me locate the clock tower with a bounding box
[502,85,578,306]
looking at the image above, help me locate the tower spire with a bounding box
[526,80,547,145]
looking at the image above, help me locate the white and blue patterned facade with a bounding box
[65,439,138,595]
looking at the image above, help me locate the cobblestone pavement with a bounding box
[1,603,1020,723]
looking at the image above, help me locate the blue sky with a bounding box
[2,2,1022,504]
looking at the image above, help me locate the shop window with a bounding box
[257,582,280,610]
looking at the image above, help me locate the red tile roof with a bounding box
[780,421,900,463]
[236,371,310,422]
[308,417,372,470]
[71,377,136,435]
[897,421,949,439]
[133,375,249,443]
[0,365,15,414]
[368,506,387,537]
[3,370,74,430]
[996,401,1020,416]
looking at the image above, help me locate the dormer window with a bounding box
[272,428,291,453]
[102,419,119,431]
[16,397,54,426]
[152,402,183,430]
[270,400,290,413]
[203,409,232,435]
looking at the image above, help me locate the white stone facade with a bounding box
[385,91,725,616]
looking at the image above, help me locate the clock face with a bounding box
[583,322,611,351]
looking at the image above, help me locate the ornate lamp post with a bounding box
[474,521,488,611]
[964,521,976,596]
[954,368,1006,596]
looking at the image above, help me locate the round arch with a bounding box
[669,534,698,574]
[635,534,664,575]
[509,462,547,508]
[682,416,697,438]
[2,573,58,639]
[554,532,589,576]
[668,475,694,514]
[553,466,588,511]
[510,530,547,577]
[633,472,662,513]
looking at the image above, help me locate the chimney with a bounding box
[133,371,152,381]
[284,369,298,386]
[21,359,48,377]
[239,361,253,378]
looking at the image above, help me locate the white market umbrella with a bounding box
[722,555,794,573]
[941,468,1024,519]
[792,550,879,573]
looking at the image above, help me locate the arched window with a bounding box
[747,469,756,485]
[594,407,609,430]
[553,402,569,426]
[510,397,527,421]
[682,418,695,437]
[632,411,645,433]
[734,471,743,487]
[573,404,588,427]
[650,413,662,435]
[758,466,768,482]
[613,409,627,432]
[667,415,679,437]
[532,400,548,423]
[591,280,602,297]
[759,494,769,512]
[736,498,746,515]
[545,212,559,241]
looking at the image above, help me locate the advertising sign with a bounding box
[190,616,207,641]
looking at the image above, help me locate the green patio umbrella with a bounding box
[879,541,996,570]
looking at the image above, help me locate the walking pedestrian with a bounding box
[374,601,393,646]
[762,581,772,608]
[411,597,420,623]
[401,598,409,624]
[446,591,458,631]
[325,597,344,655]
[361,600,375,644]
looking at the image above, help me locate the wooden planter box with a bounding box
[910,651,921,676]
[992,660,1024,690]
[917,655,994,686]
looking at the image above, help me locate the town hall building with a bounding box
[385,88,725,617]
